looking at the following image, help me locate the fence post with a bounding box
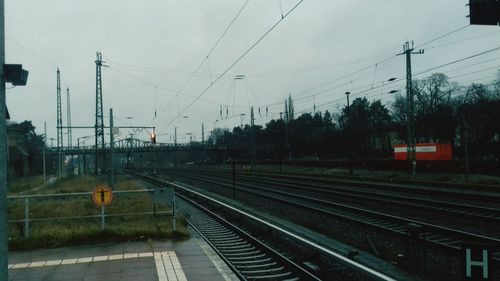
[101,205,105,230]
[24,198,29,238]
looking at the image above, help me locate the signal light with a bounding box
[151,133,156,144]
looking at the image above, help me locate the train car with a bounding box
[393,143,452,161]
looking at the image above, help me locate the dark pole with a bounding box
[95,52,105,175]
[232,160,236,198]
[345,91,353,174]
[462,110,469,179]
[398,41,423,176]
[250,106,256,172]
[153,128,157,176]
[279,112,284,172]
[0,2,8,278]
[109,108,115,189]
[174,127,177,168]
[278,129,282,173]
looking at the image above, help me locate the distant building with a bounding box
[7,121,30,178]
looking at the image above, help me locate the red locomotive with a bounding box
[394,143,452,161]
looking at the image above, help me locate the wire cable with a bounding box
[158,0,251,116]
[106,67,222,106]
[415,24,470,49]
[414,45,500,77]
[163,0,305,130]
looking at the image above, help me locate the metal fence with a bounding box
[7,189,175,238]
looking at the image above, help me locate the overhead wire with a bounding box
[423,29,500,51]
[6,37,59,69]
[291,47,500,117]
[282,25,481,114]
[415,24,470,49]
[413,45,500,77]
[106,67,222,106]
[209,25,499,127]
[158,0,251,117]
[163,0,305,130]
[271,25,480,113]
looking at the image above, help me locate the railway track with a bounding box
[178,192,315,280]
[159,168,500,263]
[172,169,500,225]
[129,170,398,281]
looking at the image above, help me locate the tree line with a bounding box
[6,72,500,176]
[208,72,500,161]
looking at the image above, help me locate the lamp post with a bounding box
[345,91,353,174]
[77,135,91,175]
[239,113,246,128]
[77,135,92,148]
[79,136,92,174]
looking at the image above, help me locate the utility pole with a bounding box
[202,123,204,146]
[462,111,470,179]
[0,2,8,279]
[66,87,72,149]
[174,127,177,146]
[279,112,283,172]
[250,106,256,171]
[152,128,157,176]
[284,103,289,161]
[174,127,178,167]
[109,108,115,189]
[95,52,105,175]
[56,68,63,178]
[43,121,46,183]
[398,41,423,176]
[345,91,353,174]
[66,87,72,175]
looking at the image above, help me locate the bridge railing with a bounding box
[46,143,227,153]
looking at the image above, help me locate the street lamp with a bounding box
[239,113,246,128]
[77,135,92,148]
[174,127,178,146]
[345,91,353,174]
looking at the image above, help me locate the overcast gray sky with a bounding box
[5,0,500,144]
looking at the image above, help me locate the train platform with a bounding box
[8,235,238,281]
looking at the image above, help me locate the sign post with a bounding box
[153,185,176,231]
[92,185,113,230]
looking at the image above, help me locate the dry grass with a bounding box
[8,174,189,250]
[8,175,45,194]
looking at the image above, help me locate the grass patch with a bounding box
[8,174,189,250]
[9,217,189,251]
[8,175,45,194]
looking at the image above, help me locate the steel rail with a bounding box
[130,170,398,281]
[167,171,500,261]
[177,169,500,223]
